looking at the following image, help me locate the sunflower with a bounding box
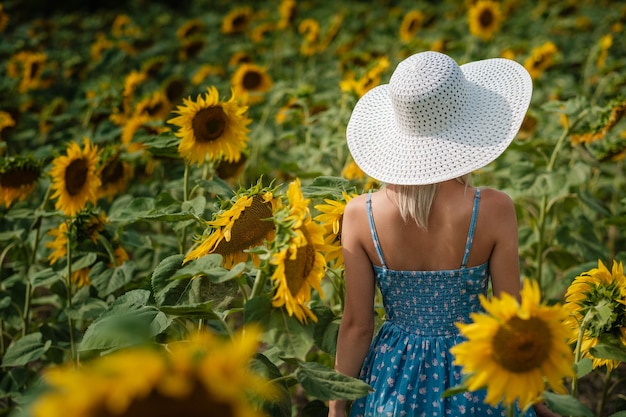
[399,10,424,42]
[231,64,273,105]
[216,154,247,183]
[49,138,101,216]
[563,259,626,371]
[168,86,251,166]
[468,0,502,41]
[0,4,8,32]
[313,191,357,268]
[0,157,42,207]
[176,18,204,41]
[6,51,50,93]
[184,183,280,268]
[46,211,108,265]
[228,51,253,68]
[221,7,254,35]
[341,160,378,190]
[0,111,15,140]
[523,41,558,80]
[270,179,327,323]
[191,64,225,86]
[30,327,273,417]
[450,279,574,410]
[277,0,296,30]
[298,18,320,56]
[98,148,134,201]
[596,34,613,69]
[90,32,114,62]
[179,36,205,61]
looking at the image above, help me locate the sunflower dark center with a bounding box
[28,61,42,78]
[165,79,185,104]
[0,167,40,188]
[284,228,316,297]
[242,71,262,90]
[492,316,552,373]
[145,101,164,117]
[192,107,227,143]
[215,195,273,254]
[64,158,89,196]
[408,18,420,33]
[104,384,236,417]
[232,15,249,32]
[100,159,124,186]
[479,9,494,28]
[184,39,205,59]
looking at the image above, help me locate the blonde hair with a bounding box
[390,174,472,229]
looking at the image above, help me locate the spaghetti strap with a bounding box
[366,193,387,269]
[461,188,481,268]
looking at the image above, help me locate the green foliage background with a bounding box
[1,0,625,416]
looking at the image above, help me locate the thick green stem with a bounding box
[65,220,77,365]
[250,269,268,299]
[571,312,592,398]
[180,162,191,254]
[535,108,589,287]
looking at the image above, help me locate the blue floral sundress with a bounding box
[349,189,535,417]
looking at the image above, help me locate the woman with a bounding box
[329,51,540,416]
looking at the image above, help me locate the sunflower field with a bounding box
[1,0,625,416]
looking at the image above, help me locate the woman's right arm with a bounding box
[328,198,376,417]
[484,189,521,298]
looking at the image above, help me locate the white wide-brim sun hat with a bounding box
[346,51,533,185]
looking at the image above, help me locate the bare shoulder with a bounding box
[343,193,369,218]
[478,187,515,215]
[477,187,518,237]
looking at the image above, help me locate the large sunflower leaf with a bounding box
[79,289,171,353]
[90,260,137,297]
[151,254,242,310]
[311,304,339,355]
[543,391,594,417]
[294,360,372,401]
[263,308,314,361]
[1,332,51,367]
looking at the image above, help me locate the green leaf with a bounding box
[151,254,240,313]
[181,195,206,216]
[442,384,469,398]
[311,305,339,355]
[301,176,353,199]
[589,342,626,362]
[79,289,171,353]
[543,391,594,417]
[65,297,108,322]
[244,295,273,326]
[144,133,181,159]
[29,268,64,288]
[263,308,314,361]
[250,354,292,417]
[1,332,51,367]
[71,252,98,271]
[607,412,626,417]
[194,177,236,198]
[295,361,372,401]
[574,357,593,378]
[90,261,137,297]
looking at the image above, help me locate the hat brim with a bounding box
[346,58,532,185]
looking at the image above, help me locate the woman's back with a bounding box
[350,180,520,297]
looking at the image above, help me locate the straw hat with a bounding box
[346,51,532,185]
